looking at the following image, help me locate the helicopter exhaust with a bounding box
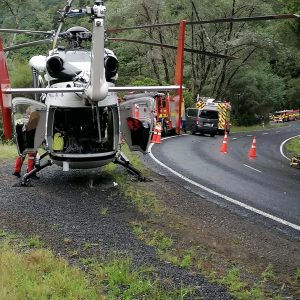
[104,51,118,82]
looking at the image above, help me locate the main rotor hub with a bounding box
[61,26,92,49]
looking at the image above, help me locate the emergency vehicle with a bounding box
[154,93,185,136]
[273,109,300,122]
[195,98,231,134]
[124,92,185,137]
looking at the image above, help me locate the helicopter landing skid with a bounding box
[21,160,53,187]
[113,152,151,182]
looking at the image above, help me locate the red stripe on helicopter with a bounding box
[0,37,12,139]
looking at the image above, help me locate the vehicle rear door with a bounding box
[199,110,219,128]
[185,108,199,131]
[12,98,47,155]
[119,96,154,153]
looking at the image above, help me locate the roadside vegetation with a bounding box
[0,141,17,160]
[230,122,286,133]
[107,145,300,300]
[0,0,299,142]
[0,230,192,300]
[285,136,300,158]
[1,138,299,299]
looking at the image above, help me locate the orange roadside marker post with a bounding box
[220,131,228,153]
[248,136,257,158]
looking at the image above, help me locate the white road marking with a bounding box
[247,134,253,137]
[243,164,262,173]
[232,137,237,140]
[280,136,300,160]
[262,132,269,135]
[276,131,281,133]
[149,142,300,232]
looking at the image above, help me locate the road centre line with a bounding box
[262,132,269,135]
[243,164,262,173]
[148,141,300,232]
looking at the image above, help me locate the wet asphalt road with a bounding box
[150,121,300,232]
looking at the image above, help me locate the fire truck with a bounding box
[124,92,185,137]
[195,98,231,134]
[154,93,185,136]
[273,109,300,122]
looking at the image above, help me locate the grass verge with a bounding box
[230,122,286,133]
[109,145,300,300]
[0,142,18,160]
[285,136,300,158]
[0,230,193,300]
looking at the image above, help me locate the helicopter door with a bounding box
[119,96,154,153]
[12,98,47,155]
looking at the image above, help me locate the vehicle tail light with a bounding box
[196,117,199,125]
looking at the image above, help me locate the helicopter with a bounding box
[0,0,188,185]
[0,0,299,186]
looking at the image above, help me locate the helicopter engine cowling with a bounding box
[104,50,118,83]
[46,56,81,82]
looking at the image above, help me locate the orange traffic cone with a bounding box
[248,136,257,158]
[155,123,162,144]
[134,104,139,119]
[220,131,228,153]
[151,125,159,143]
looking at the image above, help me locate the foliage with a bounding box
[0,142,18,160]
[285,136,300,158]
[0,0,299,126]
[0,232,193,299]
[229,66,285,125]
[8,60,32,88]
[0,240,102,300]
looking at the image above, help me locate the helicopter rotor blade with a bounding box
[0,28,53,36]
[53,0,75,49]
[107,14,300,32]
[4,39,52,52]
[108,37,236,60]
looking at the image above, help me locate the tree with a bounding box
[187,0,277,99]
[229,65,285,125]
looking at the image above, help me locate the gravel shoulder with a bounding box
[0,157,299,298]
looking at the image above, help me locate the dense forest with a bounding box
[0,0,300,133]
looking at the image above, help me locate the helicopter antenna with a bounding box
[53,0,75,49]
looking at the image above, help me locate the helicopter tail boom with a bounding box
[0,37,12,139]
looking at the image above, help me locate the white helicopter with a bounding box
[0,0,298,185]
[0,0,188,185]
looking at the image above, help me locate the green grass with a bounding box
[0,142,18,160]
[230,122,286,133]
[92,256,194,299]
[27,235,44,249]
[0,239,103,300]
[0,232,194,300]
[285,136,300,158]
